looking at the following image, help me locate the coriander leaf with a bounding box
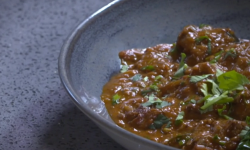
[190,99,197,104]
[195,36,212,55]
[156,101,172,109]
[210,51,223,63]
[176,111,184,120]
[201,83,209,96]
[173,53,187,79]
[143,76,149,81]
[213,135,220,140]
[141,94,161,107]
[219,141,226,146]
[141,101,152,107]
[179,53,186,68]
[173,64,188,79]
[120,65,129,73]
[206,79,222,95]
[197,95,211,104]
[178,140,185,146]
[112,94,120,105]
[226,31,240,43]
[240,126,250,138]
[142,94,171,108]
[216,69,224,78]
[215,96,234,104]
[130,74,142,82]
[155,75,163,81]
[199,24,209,28]
[150,114,171,130]
[200,105,213,114]
[218,105,233,120]
[175,111,184,125]
[149,84,159,91]
[195,36,210,43]
[180,99,197,105]
[223,48,237,60]
[237,127,250,150]
[190,74,212,83]
[148,94,157,101]
[217,70,250,91]
[142,65,155,71]
[170,43,177,53]
[201,91,233,110]
[218,105,226,116]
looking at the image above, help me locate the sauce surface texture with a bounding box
[101,25,250,150]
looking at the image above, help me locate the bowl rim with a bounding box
[58,0,178,149]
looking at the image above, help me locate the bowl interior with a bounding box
[60,0,250,149]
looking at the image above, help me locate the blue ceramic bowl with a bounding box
[58,0,250,149]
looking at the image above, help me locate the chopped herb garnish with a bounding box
[142,65,155,71]
[142,94,161,107]
[217,105,233,120]
[190,99,196,104]
[226,31,240,43]
[201,83,209,97]
[190,74,212,83]
[217,70,250,91]
[210,51,223,63]
[178,140,186,146]
[219,141,226,146]
[175,111,184,125]
[141,89,153,96]
[112,94,120,105]
[120,65,129,73]
[223,48,237,60]
[199,71,250,111]
[195,36,212,55]
[206,79,222,95]
[179,53,186,68]
[156,101,172,109]
[142,94,171,108]
[149,114,171,130]
[217,105,226,116]
[216,69,224,78]
[155,75,163,81]
[143,76,149,81]
[200,105,213,114]
[180,99,197,105]
[201,91,233,110]
[240,126,250,137]
[199,24,209,28]
[170,43,177,53]
[173,53,187,79]
[213,135,220,140]
[237,126,250,150]
[173,64,188,79]
[130,74,142,82]
[149,84,159,91]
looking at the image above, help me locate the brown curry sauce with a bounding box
[101,25,250,150]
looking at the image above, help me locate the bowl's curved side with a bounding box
[58,0,179,149]
[59,0,250,149]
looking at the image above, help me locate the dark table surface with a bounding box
[0,0,126,149]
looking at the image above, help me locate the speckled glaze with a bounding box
[59,0,250,149]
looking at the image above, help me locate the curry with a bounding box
[101,25,250,150]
